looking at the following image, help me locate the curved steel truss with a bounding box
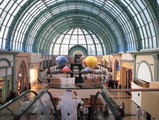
[1,0,159,55]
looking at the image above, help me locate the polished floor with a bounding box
[30,82,140,120]
[109,92,137,120]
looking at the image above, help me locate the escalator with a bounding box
[0,86,60,120]
[90,85,122,120]
[0,84,121,120]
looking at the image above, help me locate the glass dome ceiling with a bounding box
[0,0,159,55]
[51,28,105,55]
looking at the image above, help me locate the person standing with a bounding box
[142,109,147,120]
[114,80,118,89]
[83,106,89,120]
[57,90,81,120]
[79,101,84,120]
[136,106,142,120]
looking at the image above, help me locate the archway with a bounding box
[17,60,29,93]
[0,58,12,101]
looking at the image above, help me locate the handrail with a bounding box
[13,88,60,120]
[90,84,121,120]
[0,101,3,105]
[0,90,38,111]
[45,90,61,120]
[0,101,15,115]
[100,85,121,120]
[90,91,100,120]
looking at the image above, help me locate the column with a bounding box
[152,54,159,81]
[131,54,136,79]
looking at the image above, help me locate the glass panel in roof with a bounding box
[149,22,155,36]
[51,8,60,15]
[70,36,78,44]
[0,25,4,38]
[2,12,10,26]
[152,37,157,48]
[129,2,138,15]
[63,36,70,44]
[4,1,13,11]
[0,8,2,17]
[9,2,17,13]
[132,1,142,12]
[0,0,157,54]
[78,36,86,44]
[93,0,104,6]
[136,13,143,25]
[56,36,63,44]
[120,0,127,6]
[60,5,68,11]
[140,11,147,23]
[35,1,47,9]
[49,27,104,55]
[53,45,60,55]
[146,24,151,37]
[15,0,27,4]
[28,5,41,16]
[1,0,9,8]
[96,44,102,55]
[76,3,84,9]
[143,9,151,23]
[83,5,92,11]
[44,0,56,3]
[89,45,96,55]
[60,45,69,55]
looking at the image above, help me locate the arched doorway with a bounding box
[73,50,84,64]
[17,61,29,94]
[115,60,120,82]
[0,58,12,101]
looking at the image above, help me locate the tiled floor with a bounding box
[109,92,137,120]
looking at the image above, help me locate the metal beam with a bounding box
[108,88,159,92]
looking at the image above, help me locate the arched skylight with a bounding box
[50,28,105,55]
[0,0,159,55]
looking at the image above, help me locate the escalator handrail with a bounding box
[0,90,38,111]
[90,84,122,120]
[90,91,100,120]
[100,91,121,120]
[101,84,120,108]
[13,87,60,120]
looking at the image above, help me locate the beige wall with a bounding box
[49,89,101,98]
[29,53,41,63]
[132,82,159,119]
[121,53,133,60]
[120,53,133,87]
[132,54,159,119]
[16,52,42,86]
[150,82,159,88]
[142,91,159,119]
[131,82,142,106]
[121,62,133,69]
[16,52,30,78]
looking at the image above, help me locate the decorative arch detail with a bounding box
[0,58,12,67]
[137,60,152,82]
[19,60,28,78]
[68,45,88,56]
